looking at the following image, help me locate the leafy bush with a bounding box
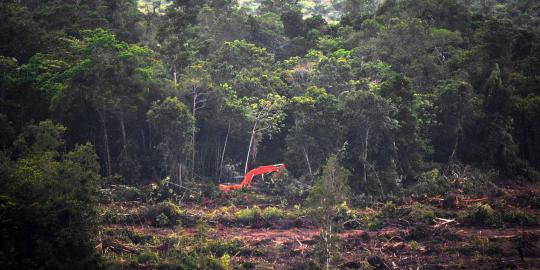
[144,177,184,203]
[0,122,102,269]
[262,206,286,220]
[359,211,383,230]
[381,201,399,218]
[459,203,498,226]
[142,201,185,227]
[266,172,308,204]
[200,239,241,257]
[446,163,500,196]
[502,210,538,226]
[235,207,261,223]
[334,201,357,228]
[138,251,160,265]
[112,185,142,201]
[101,206,129,224]
[407,202,436,224]
[412,168,448,196]
[98,185,142,203]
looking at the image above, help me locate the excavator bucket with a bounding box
[219,164,286,192]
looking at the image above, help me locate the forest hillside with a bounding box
[1,0,540,269]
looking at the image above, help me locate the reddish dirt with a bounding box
[102,183,540,269]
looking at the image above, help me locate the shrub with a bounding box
[235,207,261,222]
[99,185,142,203]
[381,201,399,218]
[266,172,308,204]
[201,239,241,257]
[446,163,499,196]
[407,202,436,224]
[112,185,142,201]
[459,203,498,226]
[333,201,359,229]
[138,251,160,266]
[120,229,154,245]
[0,125,102,269]
[409,240,419,250]
[262,207,286,220]
[219,253,232,270]
[502,210,538,226]
[101,207,126,224]
[143,201,184,227]
[411,168,448,196]
[360,211,383,230]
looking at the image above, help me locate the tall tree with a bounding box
[50,29,165,180]
[286,86,340,178]
[147,97,195,185]
[241,93,287,174]
[178,62,213,179]
[339,90,397,195]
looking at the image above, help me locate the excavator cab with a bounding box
[219,164,286,192]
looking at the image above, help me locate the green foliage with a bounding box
[334,201,357,228]
[412,168,449,196]
[360,211,383,230]
[307,155,351,228]
[3,2,540,268]
[459,203,498,226]
[235,207,262,223]
[262,206,286,220]
[99,185,142,203]
[103,229,242,270]
[407,202,436,224]
[501,210,538,226]
[208,40,275,83]
[307,155,350,268]
[339,90,398,194]
[0,121,101,269]
[13,120,66,157]
[147,97,194,183]
[144,176,190,203]
[142,201,185,227]
[286,86,340,178]
[138,251,160,265]
[312,229,341,269]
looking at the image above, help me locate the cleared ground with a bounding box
[100,183,540,269]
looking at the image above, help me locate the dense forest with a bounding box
[1,0,540,269]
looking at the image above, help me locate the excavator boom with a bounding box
[219,164,286,192]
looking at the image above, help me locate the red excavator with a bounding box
[219,164,286,192]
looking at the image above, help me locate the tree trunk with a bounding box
[179,162,182,185]
[119,112,128,158]
[99,109,112,180]
[178,161,182,186]
[191,88,197,180]
[302,146,313,180]
[245,121,258,175]
[363,121,370,186]
[219,121,231,181]
[445,126,461,175]
[140,128,146,154]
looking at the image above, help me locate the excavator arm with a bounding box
[219,164,286,192]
